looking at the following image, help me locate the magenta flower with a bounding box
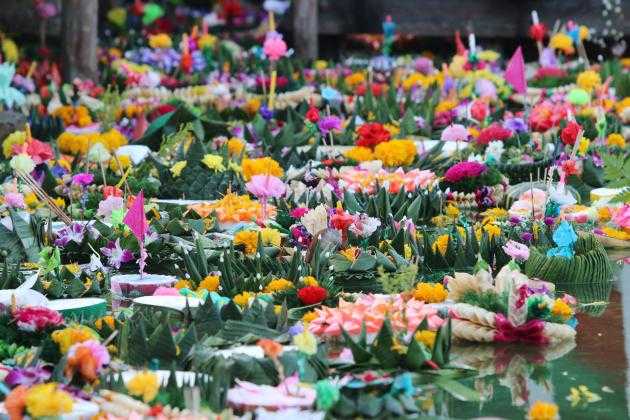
[263,31,288,61]
[100,239,134,269]
[443,161,487,183]
[246,175,286,200]
[67,340,110,371]
[318,116,342,135]
[54,222,86,247]
[502,240,530,262]
[71,172,94,187]
[5,366,51,387]
[3,192,25,209]
[440,124,469,142]
[290,207,309,219]
[12,306,64,332]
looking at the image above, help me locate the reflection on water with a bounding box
[449,260,629,419]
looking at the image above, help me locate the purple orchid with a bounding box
[100,239,134,269]
[5,366,51,387]
[54,222,86,247]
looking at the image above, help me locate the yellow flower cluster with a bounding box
[607,133,626,148]
[528,401,559,420]
[233,291,254,307]
[233,228,281,255]
[577,137,590,155]
[413,282,448,303]
[432,234,450,256]
[25,383,74,417]
[2,130,26,158]
[149,33,172,49]
[344,146,374,162]
[198,275,220,292]
[475,223,501,241]
[51,325,99,354]
[57,129,128,155]
[227,137,246,156]
[435,100,458,114]
[302,310,317,323]
[576,70,601,93]
[264,278,294,293]
[303,276,319,286]
[414,330,437,349]
[401,72,442,90]
[551,298,573,321]
[481,207,508,225]
[601,226,630,241]
[126,371,159,402]
[110,154,131,173]
[53,105,93,127]
[202,154,226,172]
[95,315,115,331]
[345,72,366,87]
[373,139,417,167]
[174,279,191,289]
[242,157,284,181]
[549,33,574,55]
[170,161,187,177]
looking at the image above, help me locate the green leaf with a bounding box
[435,378,481,402]
[9,209,40,262]
[357,393,383,417]
[341,328,373,364]
[371,319,398,369]
[148,322,179,362]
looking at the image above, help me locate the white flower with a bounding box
[301,204,329,236]
[467,154,484,163]
[349,214,381,237]
[10,154,35,173]
[485,140,505,162]
[87,143,111,163]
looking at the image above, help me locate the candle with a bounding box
[531,10,539,25]
[468,33,476,54]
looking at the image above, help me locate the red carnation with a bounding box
[356,123,391,149]
[477,123,513,145]
[298,286,327,305]
[529,23,547,42]
[305,106,320,123]
[560,121,581,146]
[470,100,489,122]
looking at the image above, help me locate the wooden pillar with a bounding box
[61,0,98,81]
[293,0,318,61]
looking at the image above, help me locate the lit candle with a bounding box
[531,10,539,25]
[468,33,476,54]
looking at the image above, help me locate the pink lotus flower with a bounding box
[4,192,25,209]
[441,124,469,142]
[443,161,487,183]
[13,306,64,332]
[246,175,286,200]
[612,205,630,230]
[502,240,530,261]
[263,31,288,61]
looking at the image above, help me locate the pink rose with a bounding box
[443,161,487,183]
[13,306,64,332]
[263,31,287,61]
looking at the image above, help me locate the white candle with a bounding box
[531,10,539,25]
[468,33,476,53]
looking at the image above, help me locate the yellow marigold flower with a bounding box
[227,137,246,156]
[126,371,159,403]
[435,100,457,114]
[302,310,317,323]
[445,204,460,218]
[2,130,26,158]
[432,234,449,256]
[413,282,448,303]
[551,298,573,321]
[303,276,318,286]
[344,146,374,162]
[345,72,365,87]
[384,123,400,138]
[174,279,191,290]
[24,192,38,209]
[110,154,131,173]
[24,383,74,417]
[202,154,226,172]
[549,33,574,55]
[374,139,417,167]
[170,161,187,177]
[234,230,259,255]
[95,315,115,330]
[577,70,601,93]
[264,278,294,293]
[51,325,98,354]
[414,330,437,349]
[577,137,590,155]
[148,33,172,49]
[233,291,254,307]
[483,224,501,240]
[242,157,283,181]
[244,97,261,115]
[597,206,611,222]
[198,34,217,49]
[340,247,359,262]
[527,401,559,420]
[607,133,626,148]
[198,275,220,292]
[260,228,281,247]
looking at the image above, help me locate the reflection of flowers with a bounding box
[528,400,559,420]
[567,385,601,407]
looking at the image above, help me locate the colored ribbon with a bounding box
[494,314,549,345]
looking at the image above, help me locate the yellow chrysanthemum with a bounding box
[233,291,254,307]
[198,275,220,292]
[432,234,449,256]
[244,97,261,115]
[260,227,281,247]
[23,192,38,209]
[483,224,501,240]
[315,60,328,71]
[373,139,417,167]
[549,33,574,55]
[414,330,437,349]
[445,204,460,218]
[2,130,26,158]
[577,137,590,156]
[339,247,359,262]
[148,33,172,49]
[597,206,612,222]
[413,282,448,303]
[345,72,365,87]
[344,146,374,162]
[174,279,192,289]
[551,298,573,321]
[227,137,246,156]
[1,38,19,62]
[607,133,626,148]
[24,383,73,417]
[109,154,131,173]
[576,70,601,93]
[435,100,458,114]
[242,157,283,181]
[302,310,317,323]
[233,230,259,255]
[51,325,99,354]
[170,161,187,177]
[303,276,318,286]
[527,401,559,420]
[264,278,294,293]
[126,371,159,403]
[202,154,226,172]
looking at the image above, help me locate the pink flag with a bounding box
[123,190,147,275]
[505,47,527,94]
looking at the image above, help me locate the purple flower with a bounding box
[592,152,604,168]
[509,215,522,225]
[71,172,94,187]
[503,118,528,134]
[520,232,534,242]
[100,239,134,269]
[415,116,426,129]
[288,324,304,336]
[544,216,556,226]
[318,115,342,136]
[5,366,51,387]
[502,240,530,262]
[54,223,86,247]
[260,106,274,120]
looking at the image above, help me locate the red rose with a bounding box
[477,123,513,145]
[305,106,320,123]
[298,286,327,305]
[470,100,489,122]
[356,123,391,149]
[560,121,581,146]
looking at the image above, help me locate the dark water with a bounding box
[445,257,630,420]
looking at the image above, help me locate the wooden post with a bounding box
[61,0,98,81]
[293,0,318,61]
